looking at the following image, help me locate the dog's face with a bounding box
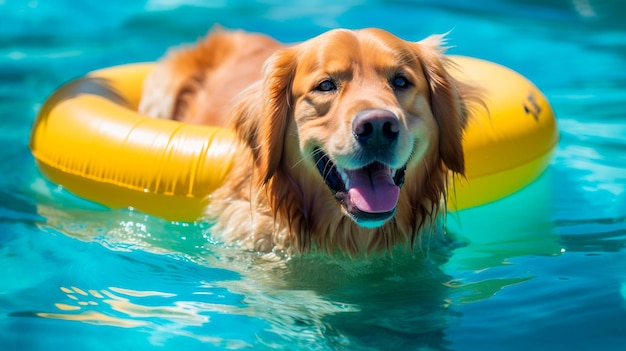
[254,28,466,229]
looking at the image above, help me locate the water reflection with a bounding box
[27,167,567,349]
[32,285,252,348]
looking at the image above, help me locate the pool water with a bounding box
[2,0,626,350]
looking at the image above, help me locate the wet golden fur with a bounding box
[139,28,478,256]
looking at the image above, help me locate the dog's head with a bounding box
[245,28,469,229]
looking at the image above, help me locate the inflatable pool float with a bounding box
[30,57,558,222]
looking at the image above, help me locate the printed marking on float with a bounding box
[524,92,542,122]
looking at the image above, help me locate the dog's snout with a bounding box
[352,109,399,148]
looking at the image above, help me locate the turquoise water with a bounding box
[2,0,626,350]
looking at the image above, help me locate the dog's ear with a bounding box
[255,47,298,185]
[415,35,468,175]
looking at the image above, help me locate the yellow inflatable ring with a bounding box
[30,57,558,222]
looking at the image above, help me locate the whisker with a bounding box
[311,148,339,187]
[290,154,309,169]
[290,148,324,170]
[422,156,431,182]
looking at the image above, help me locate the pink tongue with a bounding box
[345,167,400,213]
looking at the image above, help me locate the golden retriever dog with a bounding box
[139,28,478,256]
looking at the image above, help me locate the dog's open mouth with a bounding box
[313,149,406,227]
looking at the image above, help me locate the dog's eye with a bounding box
[391,75,411,90]
[314,79,337,92]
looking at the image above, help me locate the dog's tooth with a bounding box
[335,165,348,188]
[338,168,349,188]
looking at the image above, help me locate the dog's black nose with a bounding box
[352,109,399,148]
